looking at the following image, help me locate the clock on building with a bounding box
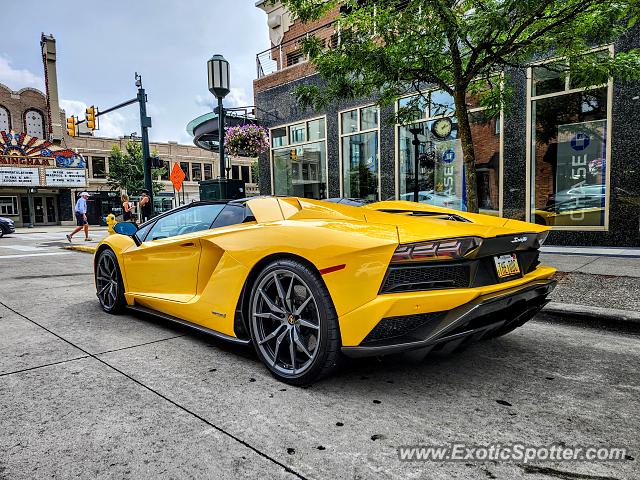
[431,117,453,139]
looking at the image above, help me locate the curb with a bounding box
[541,302,640,330]
[63,245,97,254]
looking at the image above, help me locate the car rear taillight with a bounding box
[391,237,482,263]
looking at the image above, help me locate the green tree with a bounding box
[106,141,165,196]
[280,0,640,212]
[251,160,260,184]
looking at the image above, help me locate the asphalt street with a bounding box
[1,233,638,480]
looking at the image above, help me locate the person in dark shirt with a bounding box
[139,190,152,223]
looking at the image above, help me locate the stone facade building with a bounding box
[253,2,640,247]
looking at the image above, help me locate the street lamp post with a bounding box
[207,55,231,180]
[408,126,423,203]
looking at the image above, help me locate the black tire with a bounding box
[95,249,126,314]
[0,229,4,238]
[248,258,342,385]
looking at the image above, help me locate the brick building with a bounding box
[253,2,640,247]
[0,34,85,227]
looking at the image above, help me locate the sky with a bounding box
[0,0,269,144]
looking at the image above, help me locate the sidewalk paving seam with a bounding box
[94,335,186,356]
[0,299,307,480]
[0,356,90,378]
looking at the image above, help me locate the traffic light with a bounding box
[150,156,164,168]
[66,116,77,137]
[85,106,97,130]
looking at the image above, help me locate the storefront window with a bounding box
[271,118,327,199]
[192,163,202,182]
[204,163,213,180]
[180,162,190,181]
[397,91,500,214]
[530,53,610,229]
[160,161,170,181]
[340,106,379,201]
[0,196,18,215]
[91,157,106,178]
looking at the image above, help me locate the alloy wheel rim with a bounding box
[252,269,321,376]
[96,254,118,309]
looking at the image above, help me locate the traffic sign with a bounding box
[170,163,186,192]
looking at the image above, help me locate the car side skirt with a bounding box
[128,305,251,345]
[341,279,557,358]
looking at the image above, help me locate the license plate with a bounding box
[494,254,521,278]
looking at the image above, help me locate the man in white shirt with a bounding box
[66,191,91,242]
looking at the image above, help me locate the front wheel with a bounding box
[248,259,341,385]
[95,249,126,314]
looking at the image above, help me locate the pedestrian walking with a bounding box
[138,189,152,223]
[66,191,91,242]
[121,193,134,222]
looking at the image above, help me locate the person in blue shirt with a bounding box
[66,191,91,242]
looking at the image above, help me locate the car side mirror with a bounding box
[113,222,138,236]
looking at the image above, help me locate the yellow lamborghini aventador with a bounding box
[95,196,556,384]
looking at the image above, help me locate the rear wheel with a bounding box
[248,259,341,385]
[95,249,126,314]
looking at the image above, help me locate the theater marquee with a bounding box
[0,130,87,188]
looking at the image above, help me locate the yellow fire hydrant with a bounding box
[106,213,117,234]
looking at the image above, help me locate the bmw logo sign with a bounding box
[442,149,455,164]
[570,132,590,151]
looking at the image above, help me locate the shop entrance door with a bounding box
[32,195,58,225]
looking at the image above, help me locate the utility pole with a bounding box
[136,73,153,208]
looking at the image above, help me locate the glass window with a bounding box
[307,118,325,141]
[273,141,327,199]
[289,123,306,144]
[398,95,428,121]
[272,118,327,199]
[341,106,380,200]
[341,110,358,134]
[25,110,45,138]
[147,204,224,241]
[211,204,247,229]
[272,127,288,148]
[360,106,378,130]
[531,88,608,228]
[532,62,568,97]
[241,165,250,183]
[430,90,455,117]
[342,132,379,201]
[0,196,18,215]
[397,110,500,214]
[192,163,202,182]
[160,161,170,181]
[180,162,190,181]
[204,163,213,180]
[0,106,10,132]
[91,157,106,178]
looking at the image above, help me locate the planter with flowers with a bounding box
[224,124,270,158]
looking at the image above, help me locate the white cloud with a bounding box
[60,98,134,138]
[194,87,251,110]
[0,54,44,91]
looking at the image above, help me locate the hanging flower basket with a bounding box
[224,124,270,157]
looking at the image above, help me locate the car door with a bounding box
[122,203,225,302]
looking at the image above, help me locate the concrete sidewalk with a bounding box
[540,246,640,325]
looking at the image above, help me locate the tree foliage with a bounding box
[106,141,165,196]
[280,0,640,212]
